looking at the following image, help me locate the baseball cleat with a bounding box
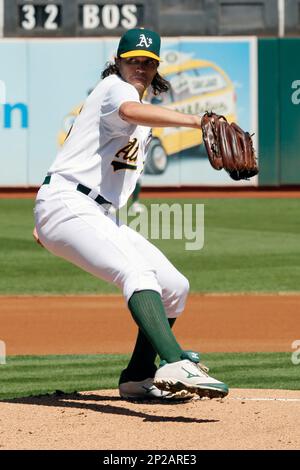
[153,359,229,399]
[119,377,194,401]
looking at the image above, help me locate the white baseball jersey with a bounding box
[48,74,151,208]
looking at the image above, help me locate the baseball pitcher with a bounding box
[34,28,256,400]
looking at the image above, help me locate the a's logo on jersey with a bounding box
[136,34,153,48]
[111,138,139,171]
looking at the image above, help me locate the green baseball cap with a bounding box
[117,28,161,61]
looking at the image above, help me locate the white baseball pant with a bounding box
[34,175,189,318]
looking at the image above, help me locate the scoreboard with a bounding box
[3,0,155,37]
[0,1,290,38]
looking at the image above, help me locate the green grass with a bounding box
[0,353,298,400]
[0,198,300,293]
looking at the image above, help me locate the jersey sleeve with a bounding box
[100,80,140,136]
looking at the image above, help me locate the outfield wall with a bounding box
[0,36,299,187]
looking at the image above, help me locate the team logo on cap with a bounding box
[136,34,153,48]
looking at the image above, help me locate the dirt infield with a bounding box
[1,294,300,355]
[0,388,299,450]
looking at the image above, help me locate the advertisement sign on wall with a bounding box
[0,37,257,187]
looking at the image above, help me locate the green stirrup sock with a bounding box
[128,290,183,363]
[123,318,177,381]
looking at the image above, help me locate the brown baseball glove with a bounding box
[201,112,258,181]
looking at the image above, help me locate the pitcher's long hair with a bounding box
[101,61,170,96]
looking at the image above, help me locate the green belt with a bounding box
[42,175,111,206]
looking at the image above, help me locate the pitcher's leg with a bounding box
[119,224,190,318]
[117,224,190,394]
[119,318,176,383]
[128,290,182,363]
[35,192,162,297]
[35,192,185,366]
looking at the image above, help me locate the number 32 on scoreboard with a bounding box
[21,4,60,30]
